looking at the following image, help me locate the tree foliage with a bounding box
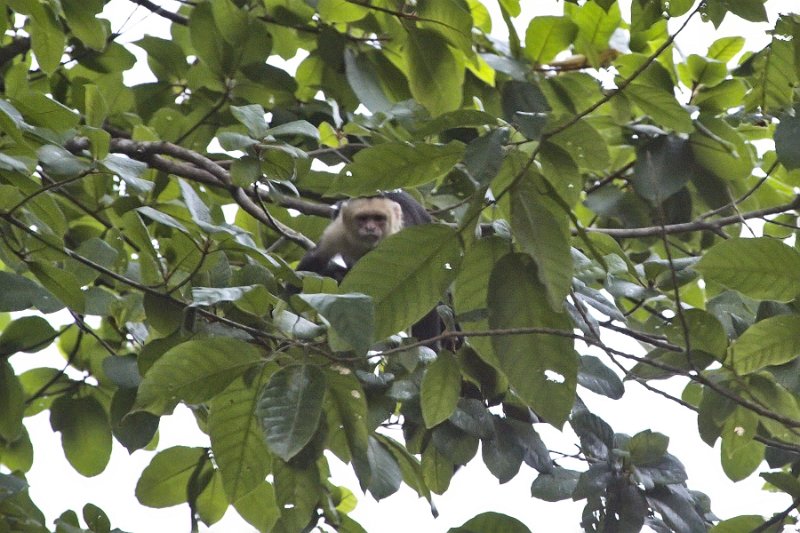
[1,0,800,531]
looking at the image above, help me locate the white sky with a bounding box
[8,1,800,532]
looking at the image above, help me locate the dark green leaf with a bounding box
[450,511,532,533]
[577,355,624,399]
[421,352,461,428]
[297,293,375,355]
[136,338,263,414]
[136,446,205,507]
[530,468,580,502]
[257,364,326,461]
[488,254,577,426]
[50,396,111,477]
[341,225,462,340]
[209,369,272,502]
[0,361,24,441]
[0,316,57,356]
[696,238,800,302]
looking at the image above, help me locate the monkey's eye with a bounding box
[356,214,387,223]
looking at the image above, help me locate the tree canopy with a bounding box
[2,0,800,531]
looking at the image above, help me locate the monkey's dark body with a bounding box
[295,191,447,348]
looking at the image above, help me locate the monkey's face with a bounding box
[341,197,404,254]
[353,211,389,244]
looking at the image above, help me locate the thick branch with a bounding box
[0,36,31,68]
[65,137,322,249]
[127,0,188,25]
[584,196,800,239]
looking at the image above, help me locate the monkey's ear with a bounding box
[332,200,347,219]
[391,201,403,223]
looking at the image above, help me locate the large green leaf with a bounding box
[136,338,263,414]
[450,511,532,533]
[0,361,24,442]
[689,116,753,180]
[730,315,800,374]
[524,16,577,64]
[325,367,370,480]
[334,142,464,195]
[50,396,111,477]
[511,175,572,310]
[421,352,461,428]
[775,111,800,170]
[297,293,375,355]
[695,238,800,302]
[488,254,578,427]
[257,365,326,462]
[208,368,273,502]
[136,446,205,508]
[0,316,57,356]
[341,224,462,340]
[404,29,464,115]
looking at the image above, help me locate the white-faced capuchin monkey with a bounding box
[296,191,448,347]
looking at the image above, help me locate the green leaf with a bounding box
[0,426,33,472]
[530,469,581,502]
[488,254,578,427]
[297,293,375,355]
[404,29,464,116]
[710,516,766,533]
[208,369,272,502]
[524,16,577,64]
[325,367,370,489]
[695,238,800,302]
[630,135,694,204]
[418,0,473,53]
[189,2,232,76]
[343,50,393,113]
[29,9,66,75]
[14,92,80,130]
[730,315,800,374]
[82,503,111,533]
[689,116,753,180]
[37,145,92,180]
[335,142,463,196]
[547,118,610,170]
[462,128,509,185]
[50,396,111,477]
[625,84,694,133]
[421,352,461,428]
[136,338,263,414]
[744,27,796,112]
[366,436,402,500]
[0,360,25,441]
[266,120,319,140]
[101,155,153,194]
[230,104,269,139]
[511,175,572,310]
[210,0,249,45]
[28,262,85,313]
[136,446,205,507]
[318,0,368,22]
[0,316,57,356]
[707,36,745,62]
[62,0,107,50]
[232,483,280,532]
[341,225,462,340]
[450,511,532,533]
[775,112,800,170]
[577,355,624,399]
[628,430,669,465]
[257,365,326,461]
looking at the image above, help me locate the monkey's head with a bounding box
[341,197,404,251]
